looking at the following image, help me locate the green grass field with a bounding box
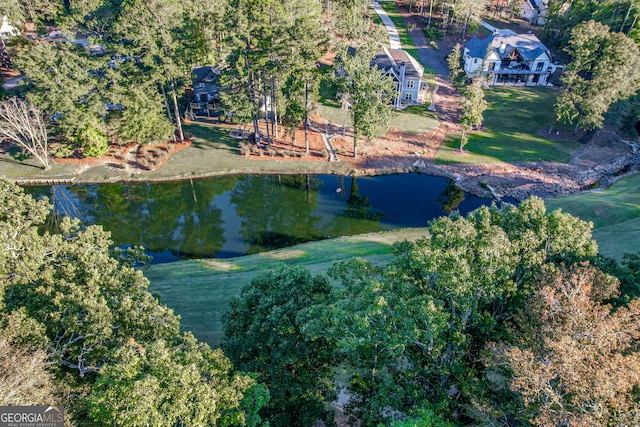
[546,174,640,259]
[145,228,429,345]
[437,87,581,164]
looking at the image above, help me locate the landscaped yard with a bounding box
[146,228,429,345]
[437,87,582,164]
[546,173,640,259]
[317,78,438,134]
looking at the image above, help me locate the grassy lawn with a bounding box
[393,104,439,134]
[0,120,354,182]
[377,2,421,63]
[437,87,581,164]
[146,228,429,345]
[318,78,438,134]
[545,174,640,259]
[131,121,354,179]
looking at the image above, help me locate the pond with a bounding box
[27,173,512,262]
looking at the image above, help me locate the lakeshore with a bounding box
[3,114,639,202]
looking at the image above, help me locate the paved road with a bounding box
[371,1,402,49]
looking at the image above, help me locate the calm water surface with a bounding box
[28,173,512,262]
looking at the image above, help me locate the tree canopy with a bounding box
[221,197,640,426]
[555,20,640,131]
[0,179,265,425]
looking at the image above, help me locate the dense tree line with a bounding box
[224,198,640,426]
[0,0,389,157]
[0,179,267,425]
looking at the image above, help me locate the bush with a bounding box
[423,27,442,41]
[430,40,438,50]
[239,142,251,156]
[50,143,77,159]
[268,148,277,157]
[79,129,109,158]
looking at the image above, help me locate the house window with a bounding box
[404,93,413,100]
[493,62,499,71]
[197,82,205,88]
[406,80,415,88]
[474,58,479,64]
[536,62,544,71]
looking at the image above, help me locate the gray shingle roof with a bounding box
[371,47,423,79]
[464,31,550,62]
[192,66,220,83]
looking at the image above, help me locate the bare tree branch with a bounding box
[0,97,50,170]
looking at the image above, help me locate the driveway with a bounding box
[397,5,449,79]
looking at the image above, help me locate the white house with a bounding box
[371,47,427,109]
[520,0,548,25]
[463,30,552,86]
[0,16,19,38]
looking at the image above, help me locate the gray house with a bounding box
[371,47,426,108]
[463,30,552,86]
[190,66,221,116]
[520,0,548,25]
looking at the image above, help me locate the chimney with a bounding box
[399,61,406,82]
[499,42,506,55]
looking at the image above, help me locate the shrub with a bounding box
[239,142,251,156]
[423,27,442,41]
[429,40,438,50]
[50,143,77,158]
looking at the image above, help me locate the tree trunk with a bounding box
[628,15,638,34]
[170,79,184,143]
[620,2,633,32]
[262,70,271,145]
[353,131,358,158]
[160,84,174,126]
[248,68,259,139]
[461,12,470,40]
[271,75,278,140]
[304,80,310,153]
[427,0,433,27]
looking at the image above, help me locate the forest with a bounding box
[1,0,639,163]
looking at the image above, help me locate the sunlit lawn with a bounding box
[437,87,581,164]
[546,174,640,259]
[146,228,429,345]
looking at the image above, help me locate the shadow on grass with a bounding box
[184,122,241,151]
[0,144,42,169]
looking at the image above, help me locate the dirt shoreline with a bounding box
[11,127,640,203]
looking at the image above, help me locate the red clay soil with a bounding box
[53,140,192,172]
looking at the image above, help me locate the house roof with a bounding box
[464,30,550,62]
[371,47,423,80]
[192,66,220,83]
[529,0,548,10]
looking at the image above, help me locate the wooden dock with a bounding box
[14,177,76,186]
